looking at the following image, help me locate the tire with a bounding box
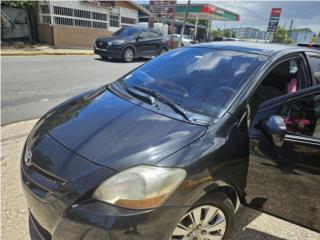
[170,192,234,240]
[122,47,134,62]
[158,47,168,55]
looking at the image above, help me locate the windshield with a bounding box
[113,27,140,37]
[117,47,262,121]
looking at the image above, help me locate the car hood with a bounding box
[39,87,206,171]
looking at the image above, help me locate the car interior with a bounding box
[248,59,302,123]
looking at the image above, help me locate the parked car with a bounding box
[172,34,196,46]
[297,42,320,49]
[22,42,320,240]
[213,36,239,41]
[94,26,169,62]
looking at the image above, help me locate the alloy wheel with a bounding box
[160,48,167,55]
[124,48,134,62]
[171,205,226,240]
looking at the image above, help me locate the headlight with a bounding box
[93,165,186,209]
[112,40,126,45]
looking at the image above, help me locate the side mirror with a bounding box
[136,36,142,41]
[261,115,286,147]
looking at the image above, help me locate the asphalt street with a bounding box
[1,55,145,125]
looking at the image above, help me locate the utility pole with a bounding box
[287,19,293,44]
[180,0,191,36]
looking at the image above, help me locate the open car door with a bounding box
[245,85,320,232]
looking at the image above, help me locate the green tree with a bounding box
[1,0,33,8]
[272,26,288,44]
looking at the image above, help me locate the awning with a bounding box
[176,4,240,21]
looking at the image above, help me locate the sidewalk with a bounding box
[1,44,93,56]
[1,119,320,240]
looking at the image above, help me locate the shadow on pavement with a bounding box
[94,57,148,63]
[231,207,285,240]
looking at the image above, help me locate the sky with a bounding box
[208,1,320,33]
[141,0,320,33]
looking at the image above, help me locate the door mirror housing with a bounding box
[136,36,143,41]
[261,115,286,147]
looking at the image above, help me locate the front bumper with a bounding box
[22,134,188,240]
[26,188,188,240]
[94,44,123,59]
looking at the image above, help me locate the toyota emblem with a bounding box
[24,149,33,167]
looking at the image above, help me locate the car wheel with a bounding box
[122,47,134,62]
[159,48,168,55]
[170,192,234,240]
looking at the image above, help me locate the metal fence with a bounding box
[38,1,120,29]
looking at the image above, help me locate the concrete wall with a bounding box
[38,24,53,45]
[52,25,112,49]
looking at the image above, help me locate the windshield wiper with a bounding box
[133,85,191,122]
[118,80,155,105]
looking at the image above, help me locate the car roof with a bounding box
[192,41,311,56]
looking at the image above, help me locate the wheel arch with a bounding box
[202,180,241,213]
[122,44,137,56]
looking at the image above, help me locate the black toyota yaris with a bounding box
[22,42,320,240]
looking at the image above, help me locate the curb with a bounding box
[1,51,94,56]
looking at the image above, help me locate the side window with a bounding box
[278,94,320,138]
[309,56,320,85]
[139,31,149,39]
[148,31,160,38]
[249,58,304,120]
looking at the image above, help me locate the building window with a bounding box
[110,14,119,27]
[54,6,73,16]
[54,17,73,26]
[74,19,91,28]
[121,17,136,25]
[40,5,50,14]
[93,22,107,29]
[40,4,109,29]
[74,9,91,19]
[42,16,51,24]
[92,12,107,21]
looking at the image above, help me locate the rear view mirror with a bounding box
[136,36,143,41]
[261,115,286,147]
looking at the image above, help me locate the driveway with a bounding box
[1,55,144,125]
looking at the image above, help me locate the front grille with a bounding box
[22,161,68,202]
[95,41,110,49]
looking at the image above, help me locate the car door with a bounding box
[147,30,162,55]
[134,30,152,57]
[245,85,320,232]
[307,52,320,85]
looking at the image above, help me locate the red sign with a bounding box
[271,8,282,17]
[267,8,282,32]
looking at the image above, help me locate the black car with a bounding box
[22,42,320,240]
[94,26,169,62]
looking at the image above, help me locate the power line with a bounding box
[231,0,267,20]
[233,0,267,20]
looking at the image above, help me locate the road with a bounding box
[1,55,145,125]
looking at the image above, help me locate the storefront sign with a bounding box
[267,8,282,32]
[150,0,176,18]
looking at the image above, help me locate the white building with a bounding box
[36,0,150,48]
